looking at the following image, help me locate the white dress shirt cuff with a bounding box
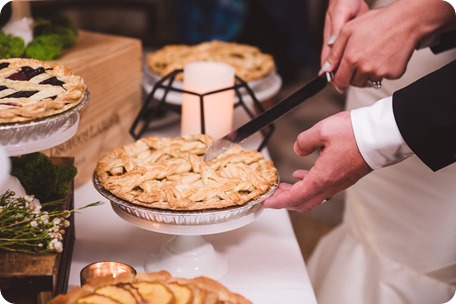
[351,97,414,170]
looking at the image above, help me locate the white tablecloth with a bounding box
[66,107,317,303]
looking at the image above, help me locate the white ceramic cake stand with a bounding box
[0,92,89,194]
[93,173,277,279]
[0,92,89,156]
[2,113,80,157]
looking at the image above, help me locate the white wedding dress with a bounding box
[307,2,456,303]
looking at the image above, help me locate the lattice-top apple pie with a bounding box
[96,134,278,211]
[0,58,86,124]
[146,40,276,82]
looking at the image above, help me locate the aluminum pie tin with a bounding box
[0,90,90,145]
[93,172,279,227]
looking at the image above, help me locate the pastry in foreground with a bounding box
[50,270,252,304]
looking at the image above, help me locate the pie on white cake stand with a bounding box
[0,92,89,194]
[0,92,89,156]
[143,65,282,106]
[93,173,278,279]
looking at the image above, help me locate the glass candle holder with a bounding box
[80,261,136,285]
[180,61,235,139]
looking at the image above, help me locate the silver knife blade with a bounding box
[204,72,333,162]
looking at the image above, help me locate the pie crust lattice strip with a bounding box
[0,58,87,124]
[96,134,278,211]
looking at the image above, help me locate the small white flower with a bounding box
[23,195,34,203]
[54,241,63,252]
[53,218,61,225]
[30,221,38,227]
[48,238,63,252]
[48,238,57,248]
[30,199,41,208]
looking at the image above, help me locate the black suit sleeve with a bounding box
[392,59,456,171]
[431,30,456,54]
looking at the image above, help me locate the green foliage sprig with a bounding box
[0,190,102,254]
[3,153,103,254]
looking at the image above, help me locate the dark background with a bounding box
[1,0,328,84]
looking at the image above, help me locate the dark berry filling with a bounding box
[8,66,45,81]
[3,90,39,98]
[0,62,10,70]
[0,102,20,107]
[39,76,65,87]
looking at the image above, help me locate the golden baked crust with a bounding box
[0,58,86,124]
[146,40,276,82]
[50,270,252,304]
[96,134,278,211]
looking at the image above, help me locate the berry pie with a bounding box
[0,58,86,124]
[96,134,278,211]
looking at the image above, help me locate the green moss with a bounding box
[10,152,77,202]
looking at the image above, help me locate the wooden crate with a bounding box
[46,31,142,187]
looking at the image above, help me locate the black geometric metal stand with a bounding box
[130,69,274,151]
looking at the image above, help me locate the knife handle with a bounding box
[226,72,333,142]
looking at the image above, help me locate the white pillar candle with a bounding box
[181,61,235,139]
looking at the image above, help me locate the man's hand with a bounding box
[263,111,372,212]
